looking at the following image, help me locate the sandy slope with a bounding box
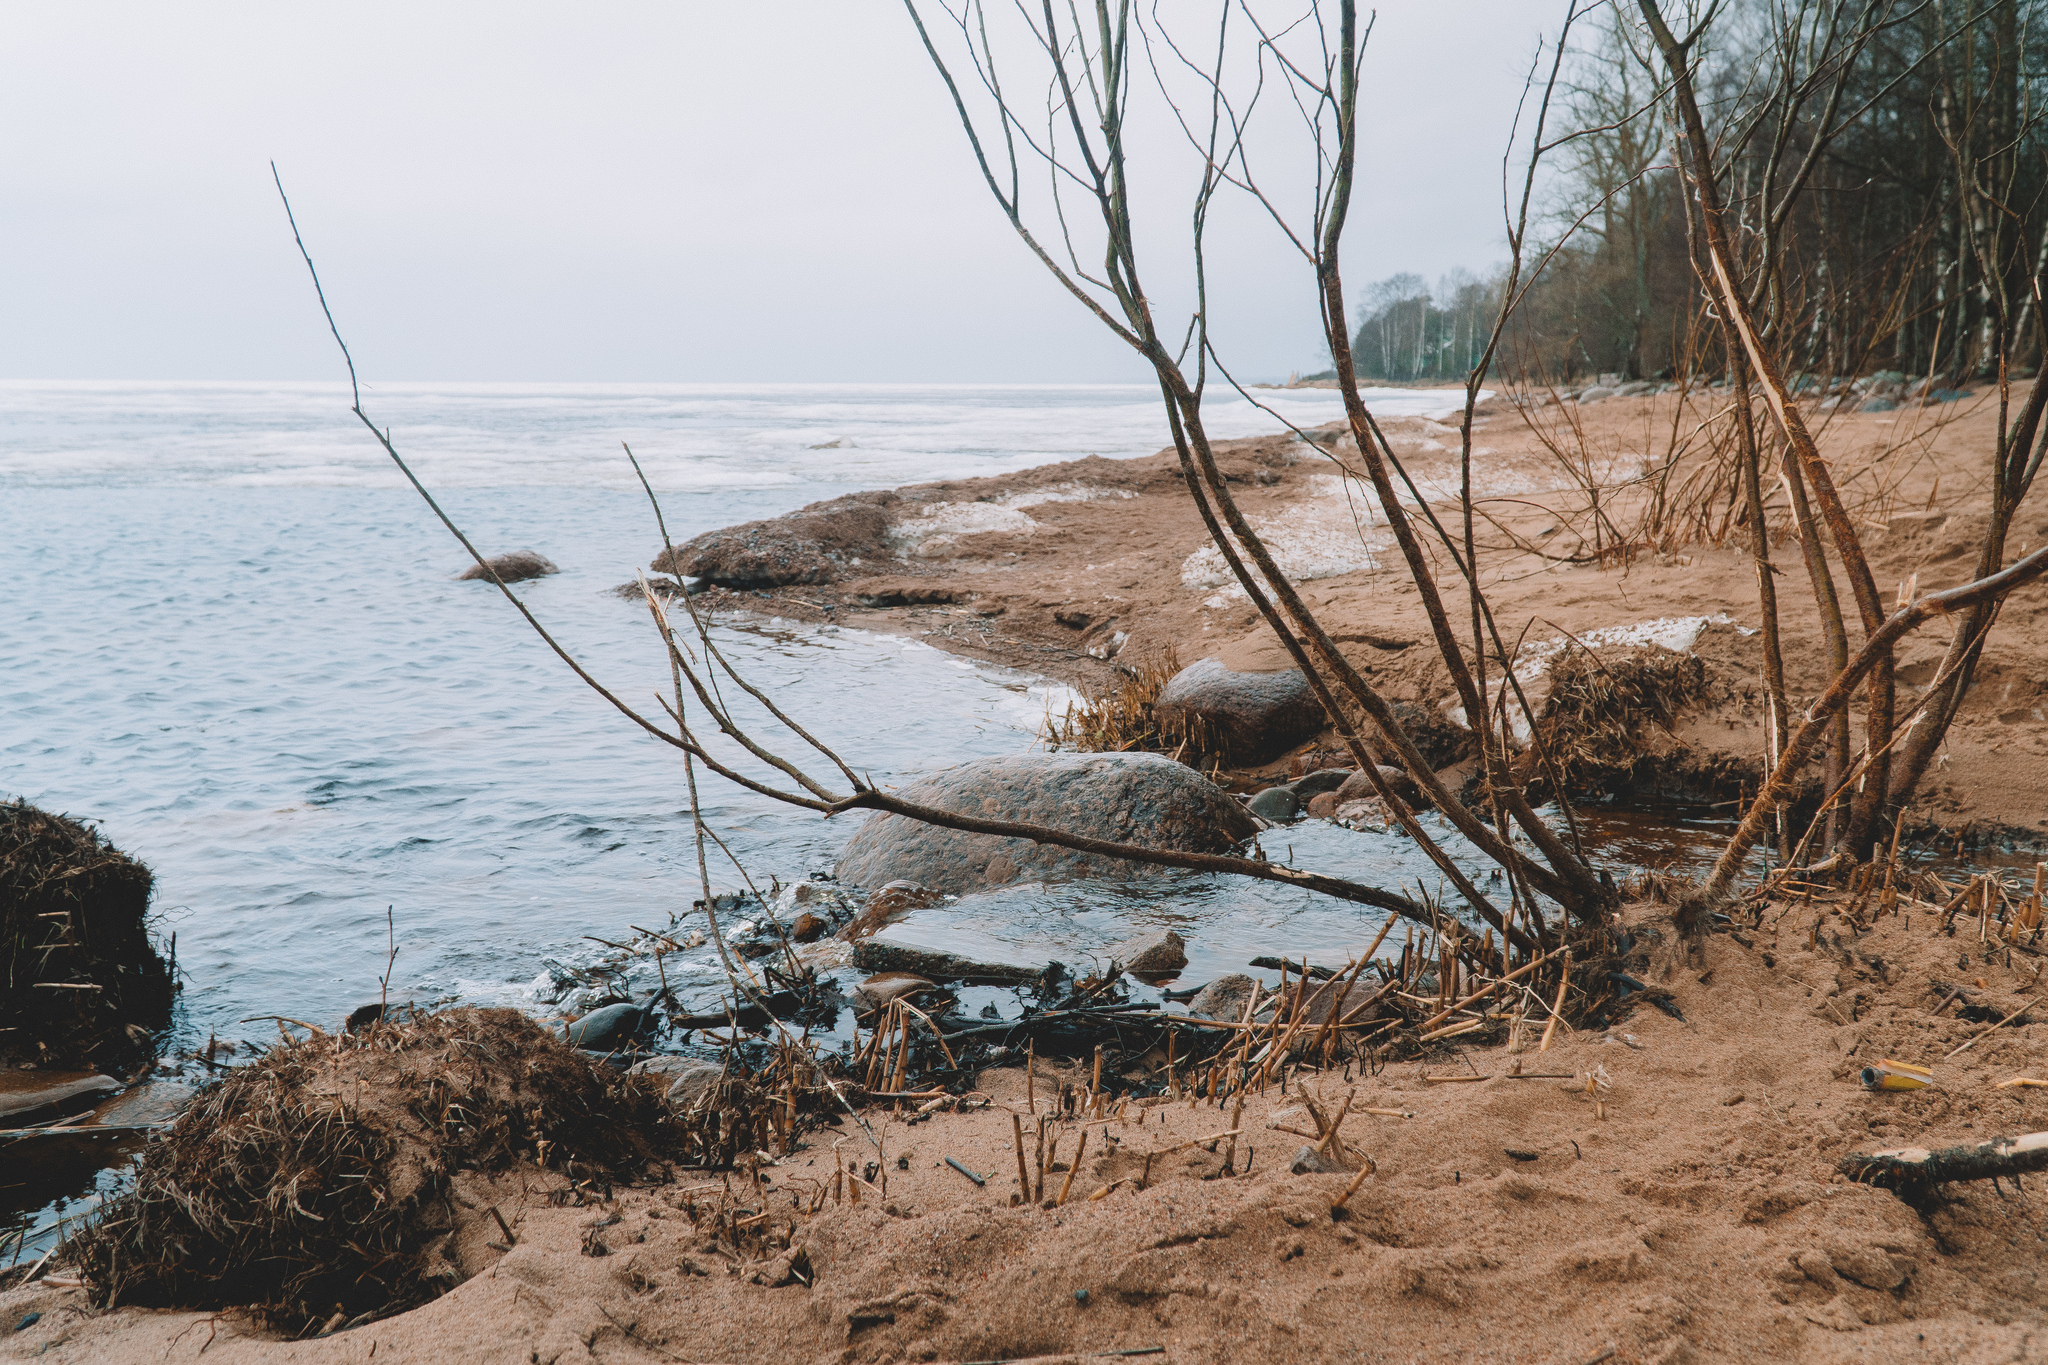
[12,895,2048,1364]
[729,382,2048,838]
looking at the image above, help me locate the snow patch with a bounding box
[996,481,1138,509]
[887,501,1039,555]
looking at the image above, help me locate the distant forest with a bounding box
[1339,0,2046,386]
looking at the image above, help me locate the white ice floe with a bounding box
[887,501,1040,555]
[1446,614,1733,743]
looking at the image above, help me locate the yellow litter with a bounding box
[1859,1059,1934,1092]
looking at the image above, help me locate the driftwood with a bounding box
[1839,1130,2048,1194]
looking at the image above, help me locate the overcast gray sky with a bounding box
[0,3,1558,384]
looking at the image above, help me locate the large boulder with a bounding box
[653,492,898,587]
[1154,658,1327,764]
[833,752,1258,894]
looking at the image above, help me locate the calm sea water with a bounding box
[0,378,1701,1246]
[2,380,1523,1034]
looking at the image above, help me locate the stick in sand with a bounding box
[1331,1157,1376,1212]
[1057,1129,1089,1206]
[1034,1115,1047,1202]
[1945,998,2034,1060]
[1538,951,1573,1052]
[1012,1113,1031,1203]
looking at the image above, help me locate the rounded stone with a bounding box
[833,751,1258,894]
[1153,658,1327,764]
[1247,786,1301,821]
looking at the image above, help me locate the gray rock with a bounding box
[833,751,1257,894]
[1287,768,1353,798]
[1154,658,1327,764]
[850,941,1041,985]
[849,971,940,1012]
[653,491,898,587]
[1860,397,1898,412]
[1330,765,1426,809]
[562,1000,658,1051]
[628,1057,727,1109]
[0,1074,120,1123]
[1186,972,1258,1023]
[458,550,558,583]
[611,574,707,600]
[1576,386,1617,404]
[1290,1144,1343,1175]
[1247,786,1301,821]
[1614,381,1656,398]
[1108,927,1188,977]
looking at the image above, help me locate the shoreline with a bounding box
[665,383,2048,845]
[13,891,2048,1363]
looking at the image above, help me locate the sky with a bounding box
[0,3,1560,384]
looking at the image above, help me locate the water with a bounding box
[0,378,1640,1250]
[0,385,1468,1211]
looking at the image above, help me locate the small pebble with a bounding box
[14,1313,40,1333]
[1073,1289,1090,1306]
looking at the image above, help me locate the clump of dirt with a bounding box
[67,1007,674,1332]
[1529,645,1710,797]
[0,799,172,1070]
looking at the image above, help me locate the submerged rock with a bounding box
[1154,658,1326,764]
[833,752,1258,894]
[1108,927,1188,978]
[0,1073,120,1123]
[850,941,1042,985]
[457,550,559,583]
[654,492,897,587]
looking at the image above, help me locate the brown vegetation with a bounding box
[0,800,171,1071]
[66,1008,676,1330]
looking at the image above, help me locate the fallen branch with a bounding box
[1840,1130,2048,1194]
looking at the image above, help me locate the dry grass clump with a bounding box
[1043,646,1217,759]
[1530,646,1709,796]
[67,1007,675,1332]
[0,799,171,1069]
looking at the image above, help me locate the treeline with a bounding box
[1347,0,2047,386]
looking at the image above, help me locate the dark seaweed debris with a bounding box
[67,1007,675,1331]
[0,800,172,1069]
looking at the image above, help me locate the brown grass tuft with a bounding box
[67,1007,676,1331]
[1042,646,1218,760]
[0,799,171,1069]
